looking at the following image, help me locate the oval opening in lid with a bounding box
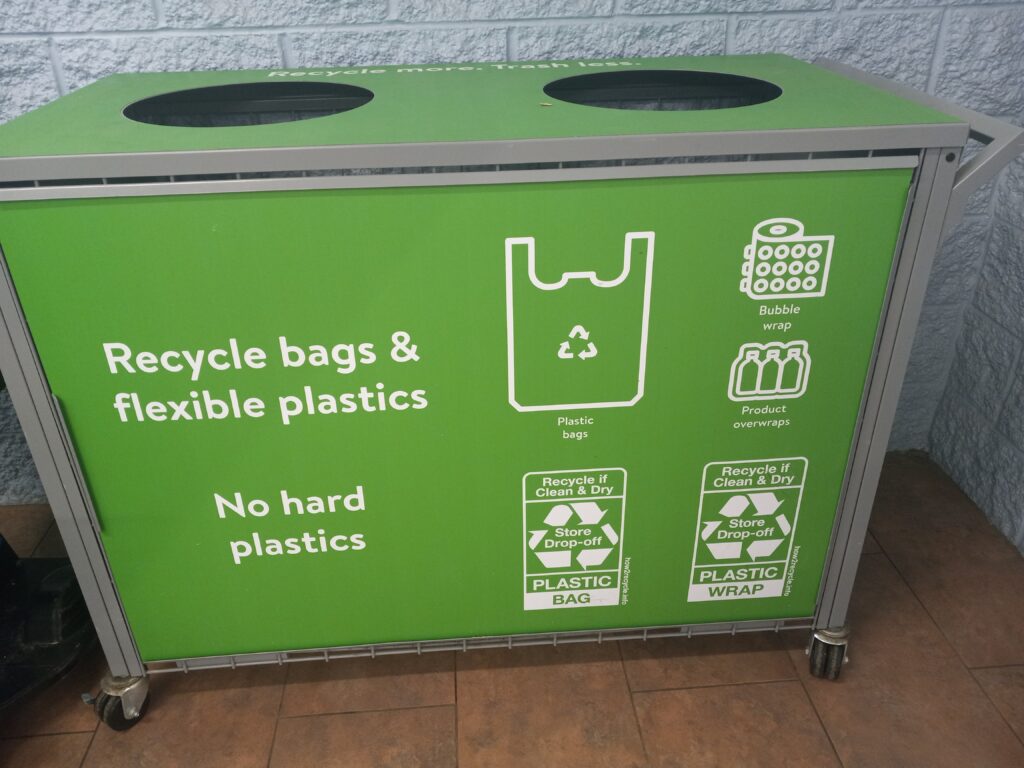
[543,70,782,111]
[123,82,374,128]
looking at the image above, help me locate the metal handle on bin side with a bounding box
[946,120,1024,230]
[814,58,1024,234]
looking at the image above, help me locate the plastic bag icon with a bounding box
[505,232,654,412]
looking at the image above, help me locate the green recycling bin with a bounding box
[0,54,1020,727]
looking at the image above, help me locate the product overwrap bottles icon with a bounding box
[739,218,834,300]
[728,340,811,401]
[505,232,654,411]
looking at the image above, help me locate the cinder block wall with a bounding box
[930,154,1024,551]
[0,2,1022,546]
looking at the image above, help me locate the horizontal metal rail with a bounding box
[0,151,919,202]
[145,617,813,674]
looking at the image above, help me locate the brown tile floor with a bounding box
[1,452,1022,767]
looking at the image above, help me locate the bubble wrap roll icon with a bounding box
[739,218,834,300]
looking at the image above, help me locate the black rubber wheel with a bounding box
[808,638,846,681]
[94,690,148,731]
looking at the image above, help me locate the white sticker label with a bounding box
[522,468,626,610]
[688,458,807,602]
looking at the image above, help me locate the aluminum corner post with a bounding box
[809,58,1024,632]
[0,252,144,678]
[813,146,961,630]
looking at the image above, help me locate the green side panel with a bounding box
[0,169,912,660]
[0,54,959,159]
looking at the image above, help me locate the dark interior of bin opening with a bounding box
[544,70,782,111]
[123,82,374,127]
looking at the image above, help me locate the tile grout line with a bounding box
[864,545,1024,747]
[0,729,99,761]
[627,673,800,695]
[266,663,289,768]
[276,701,457,722]
[29,519,55,557]
[781,629,802,679]
[967,668,1024,752]
[0,726,97,742]
[774,581,847,765]
[77,723,99,768]
[619,642,652,768]
[0,724,97,741]
[966,663,1024,672]
[870,537,984,672]
[793,673,846,767]
[783,548,848,766]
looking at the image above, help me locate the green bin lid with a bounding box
[0,54,963,179]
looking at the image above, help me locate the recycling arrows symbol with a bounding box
[700,492,791,562]
[529,501,618,570]
[557,325,598,360]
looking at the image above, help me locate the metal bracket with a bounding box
[946,123,1024,233]
[809,626,851,663]
[100,673,149,720]
[812,626,850,647]
[814,58,1024,235]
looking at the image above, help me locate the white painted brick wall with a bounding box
[732,11,943,88]
[932,154,1024,551]
[0,2,1021,548]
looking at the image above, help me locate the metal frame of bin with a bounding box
[0,59,1020,716]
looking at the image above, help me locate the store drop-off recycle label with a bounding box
[689,458,807,602]
[522,468,626,610]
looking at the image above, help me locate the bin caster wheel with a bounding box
[808,627,849,681]
[93,674,150,730]
[94,690,148,730]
